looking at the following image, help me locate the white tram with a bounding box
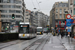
[37,27,43,35]
[19,22,37,39]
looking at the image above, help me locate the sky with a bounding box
[24,0,68,16]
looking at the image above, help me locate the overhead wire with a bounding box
[31,0,36,9]
[36,0,41,11]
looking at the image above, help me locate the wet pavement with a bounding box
[43,34,66,50]
[0,34,47,50]
[43,33,75,50]
[0,33,75,50]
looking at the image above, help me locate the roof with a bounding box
[37,27,43,28]
[20,22,29,24]
[26,9,31,13]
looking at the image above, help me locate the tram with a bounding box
[37,27,43,35]
[19,22,37,39]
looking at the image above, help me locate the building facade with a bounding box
[68,0,75,16]
[25,9,31,22]
[37,11,47,27]
[50,2,68,31]
[30,11,48,27]
[30,11,38,27]
[0,0,26,31]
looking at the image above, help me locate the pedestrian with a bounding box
[60,30,64,38]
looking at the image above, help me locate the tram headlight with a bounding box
[19,34,22,36]
[27,34,29,36]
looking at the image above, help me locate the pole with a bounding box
[68,32,70,44]
[0,11,1,32]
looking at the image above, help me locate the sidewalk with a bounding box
[60,36,75,50]
[43,34,66,50]
[43,34,75,50]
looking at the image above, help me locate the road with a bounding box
[1,33,74,50]
[0,34,50,50]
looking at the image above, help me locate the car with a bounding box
[43,28,48,33]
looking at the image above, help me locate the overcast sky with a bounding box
[24,0,68,16]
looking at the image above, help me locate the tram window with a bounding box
[19,27,23,33]
[19,25,29,33]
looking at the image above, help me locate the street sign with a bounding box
[67,29,71,32]
[66,22,71,27]
[66,27,71,29]
[71,19,74,23]
[66,14,71,19]
[66,19,71,22]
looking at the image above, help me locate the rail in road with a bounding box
[0,34,47,50]
[0,40,26,49]
[23,34,51,50]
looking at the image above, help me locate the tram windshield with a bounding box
[37,29,42,32]
[19,25,29,33]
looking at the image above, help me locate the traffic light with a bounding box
[5,28,7,30]
[12,14,15,19]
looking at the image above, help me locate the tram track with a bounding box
[23,34,50,50]
[0,34,46,50]
[0,40,26,49]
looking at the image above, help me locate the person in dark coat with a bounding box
[60,30,64,38]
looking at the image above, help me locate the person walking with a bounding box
[60,30,64,38]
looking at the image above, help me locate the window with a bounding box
[56,9,58,13]
[64,9,66,13]
[64,5,66,7]
[0,0,1,3]
[16,11,21,13]
[1,15,5,18]
[3,5,11,8]
[9,10,15,13]
[71,10,72,13]
[64,14,65,18]
[59,4,62,7]
[60,14,62,18]
[56,14,58,18]
[60,9,62,13]
[70,0,73,5]
[0,10,7,13]
[10,0,15,3]
[15,6,21,8]
[35,13,37,15]
[16,15,21,18]
[9,15,11,18]
[74,8,75,15]
[0,5,3,8]
[15,1,21,4]
[11,5,15,8]
[0,0,3,3]
[3,0,10,3]
[26,15,28,16]
[74,0,75,5]
[56,4,58,7]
